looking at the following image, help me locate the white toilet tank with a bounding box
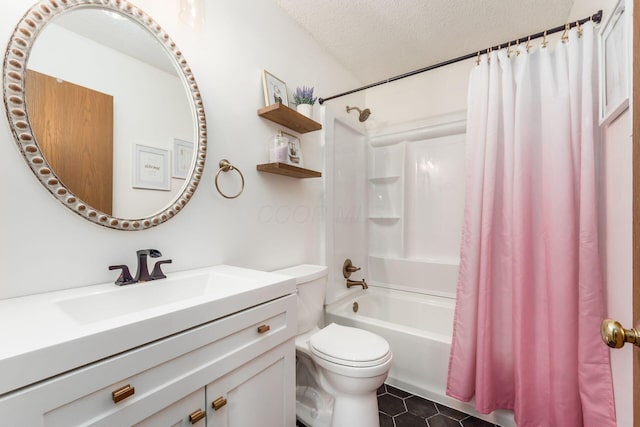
[273,264,328,334]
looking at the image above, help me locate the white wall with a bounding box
[364,59,471,129]
[0,0,361,300]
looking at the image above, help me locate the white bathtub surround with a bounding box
[325,287,515,427]
[366,112,466,298]
[323,114,369,305]
[448,22,615,426]
[368,256,459,298]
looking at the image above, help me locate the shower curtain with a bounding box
[446,22,616,427]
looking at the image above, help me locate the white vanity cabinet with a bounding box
[205,343,291,426]
[0,293,296,426]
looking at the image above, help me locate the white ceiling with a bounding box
[273,0,577,84]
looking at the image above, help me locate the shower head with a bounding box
[346,106,372,122]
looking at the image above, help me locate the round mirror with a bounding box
[3,0,206,230]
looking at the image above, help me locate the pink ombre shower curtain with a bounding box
[446,22,616,427]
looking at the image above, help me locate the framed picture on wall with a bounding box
[598,0,631,124]
[133,144,170,191]
[283,131,304,167]
[172,138,193,179]
[262,70,289,107]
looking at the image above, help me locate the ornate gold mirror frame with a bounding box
[3,0,206,230]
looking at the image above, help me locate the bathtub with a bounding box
[325,287,515,427]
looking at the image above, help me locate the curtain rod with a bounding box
[318,10,603,105]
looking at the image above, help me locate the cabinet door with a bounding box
[205,341,295,427]
[134,388,206,427]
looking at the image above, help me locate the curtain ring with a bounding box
[542,30,548,48]
[487,47,492,64]
[476,50,481,66]
[515,39,521,56]
[576,20,583,38]
[526,36,532,53]
[561,23,570,43]
[215,159,245,199]
[507,41,512,58]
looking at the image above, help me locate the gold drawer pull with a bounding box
[212,396,227,411]
[112,384,135,403]
[189,408,206,424]
[257,324,270,334]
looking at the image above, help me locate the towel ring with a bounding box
[215,159,244,199]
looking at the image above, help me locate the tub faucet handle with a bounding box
[343,258,361,278]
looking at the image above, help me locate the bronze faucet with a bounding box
[109,249,172,286]
[346,278,368,289]
[343,258,367,289]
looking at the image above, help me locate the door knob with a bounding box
[600,319,640,348]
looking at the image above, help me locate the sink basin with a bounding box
[55,273,210,324]
[0,264,296,397]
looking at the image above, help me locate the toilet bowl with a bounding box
[274,264,392,427]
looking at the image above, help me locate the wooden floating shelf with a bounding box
[257,163,322,179]
[257,103,322,134]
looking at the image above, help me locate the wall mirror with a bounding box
[3,0,207,230]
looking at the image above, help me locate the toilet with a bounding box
[274,264,392,427]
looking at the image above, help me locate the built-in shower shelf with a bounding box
[368,176,401,183]
[257,162,322,178]
[257,103,322,134]
[368,216,401,221]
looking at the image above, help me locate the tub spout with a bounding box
[346,278,368,289]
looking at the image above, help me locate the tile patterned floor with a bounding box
[377,384,499,427]
[296,383,500,427]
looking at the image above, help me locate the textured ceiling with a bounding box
[273,0,576,84]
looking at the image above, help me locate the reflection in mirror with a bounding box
[4,1,206,230]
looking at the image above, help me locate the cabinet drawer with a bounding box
[0,294,296,426]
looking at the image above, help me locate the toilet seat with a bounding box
[310,323,391,368]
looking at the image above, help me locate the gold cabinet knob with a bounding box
[601,319,640,348]
[112,384,135,403]
[212,396,227,411]
[189,408,205,424]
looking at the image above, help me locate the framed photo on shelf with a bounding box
[283,131,303,167]
[598,0,631,124]
[172,138,193,179]
[262,70,289,107]
[133,144,170,191]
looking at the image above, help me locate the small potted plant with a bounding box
[293,86,317,118]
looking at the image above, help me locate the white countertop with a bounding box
[0,265,295,396]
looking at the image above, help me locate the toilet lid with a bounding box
[310,323,391,367]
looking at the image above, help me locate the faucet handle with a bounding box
[342,258,361,278]
[109,265,136,286]
[151,259,172,280]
